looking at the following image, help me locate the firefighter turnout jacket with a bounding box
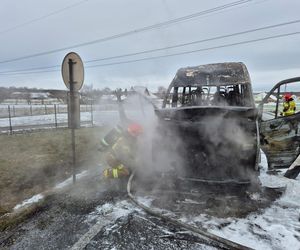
[283,98,296,116]
[102,130,139,179]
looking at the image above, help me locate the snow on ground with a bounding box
[189,152,300,250]
[0,113,65,127]
[209,203,300,249]
[0,100,154,131]
[54,170,89,189]
[0,109,151,132]
[0,111,120,128]
[13,194,44,210]
[0,112,94,127]
[85,200,140,225]
[12,170,89,211]
[136,196,154,207]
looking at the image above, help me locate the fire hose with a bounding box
[127,172,253,250]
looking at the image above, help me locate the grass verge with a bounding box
[0,126,108,215]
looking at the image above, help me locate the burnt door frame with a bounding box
[258,77,300,169]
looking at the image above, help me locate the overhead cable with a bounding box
[0,19,299,74]
[85,19,300,63]
[0,0,252,64]
[85,31,300,68]
[1,30,299,76]
[0,0,90,36]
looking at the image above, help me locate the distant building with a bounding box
[253,92,277,103]
[253,92,300,104]
[2,91,64,105]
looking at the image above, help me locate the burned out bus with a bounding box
[154,62,260,185]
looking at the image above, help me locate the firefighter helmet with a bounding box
[127,123,143,137]
[284,93,292,101]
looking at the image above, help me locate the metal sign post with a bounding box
[62,52,84,184]
[69,58,77,183]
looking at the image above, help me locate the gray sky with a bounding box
[0,0,299,91]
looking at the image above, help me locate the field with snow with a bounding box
[0,110,121,133]
[0,99,150,132]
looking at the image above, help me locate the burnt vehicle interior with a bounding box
[258,77,300,169]
[154,63,260,185]
[163,83,253,108]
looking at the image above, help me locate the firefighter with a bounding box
[281,93,296,116]
[101,123,143,182]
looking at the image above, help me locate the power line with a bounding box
[0,64,60,74]
[1,31,299,76]
[0,0,90,35]
[85,19,300,62]
[1,18,299,74]
[87,31,300,67]
[0,0,252,64]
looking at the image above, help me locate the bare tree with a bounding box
[157,86,167,99]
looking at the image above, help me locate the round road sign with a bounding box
[61,52,84,91]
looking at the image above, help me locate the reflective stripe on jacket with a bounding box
[112,168,119,178]
[103,164,130,179]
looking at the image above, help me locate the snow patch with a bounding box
[86,200,138,224]
[210,203,300,250]
[136,196,154,207]
[12,171,88,211]
[55,170,88,189]
[13,194,44,210]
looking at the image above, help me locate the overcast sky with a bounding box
[0,0,299,91]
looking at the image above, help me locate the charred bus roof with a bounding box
[169,62,251,87]
[162,62,255,109]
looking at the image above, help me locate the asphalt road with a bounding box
[0,174,214,250]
